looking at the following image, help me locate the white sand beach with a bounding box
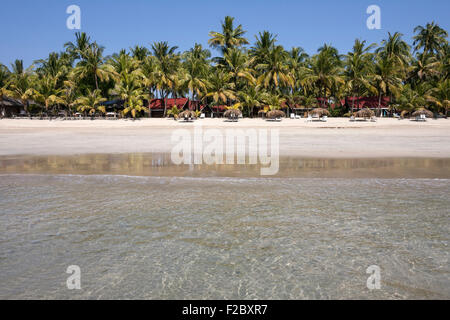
[0,118,449,158]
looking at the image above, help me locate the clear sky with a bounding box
[1,0,449,68]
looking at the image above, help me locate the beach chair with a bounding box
[349,116,355,122]
[295,114,301,119]
[305,115,312,122]
[321,116,328,122]
[370,116,377,122]
[290,113,295,119]
[200,113,205,119]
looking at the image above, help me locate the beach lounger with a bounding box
[290,113,295,119]
[305,115,312,122]
[321,116,328,122]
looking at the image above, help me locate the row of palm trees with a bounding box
[0,17,448,118]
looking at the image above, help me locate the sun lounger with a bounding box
[290,113,295,119]
[321,116,328,122]
[305,115,312,122]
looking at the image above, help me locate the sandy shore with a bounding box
[0,118,449,158]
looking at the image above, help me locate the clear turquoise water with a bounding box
[0,173,448,299]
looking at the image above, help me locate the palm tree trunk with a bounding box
[22,99,30,118]
[378,94,382,117]
[162,91,167,117]
[94,72,99,90]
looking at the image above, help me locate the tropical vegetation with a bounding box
[0,18,448,118]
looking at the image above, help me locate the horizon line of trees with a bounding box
[0,17,448,118]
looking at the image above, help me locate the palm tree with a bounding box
[74,88,106,117]
[141,55,159,108]
[345,39,376,113]
[376,32,411,72]
[29,76,65,116]
[130,45,150,62]
[301,45,344,108]
[261,92,286,111]
[167,105,181,119]
[61,79,78,116]
[238,86,263,117]
[35,52,72,81]
[64,32,91,61]
[222,48,255,89]
[151,41,180,116]
[409,53,441,85]
[286,47,309,90]
[256,45,293,92]
[250,31,277,65]
[108,50,141,78]
[369,56,403,116]
[426,79,450,116]
[181,44,210,103]
[0,64,12,116]
[208,16,249,54]
[204,70,236,105]
[71,42,116,90]
[397,84,427,116]
[9,60,35,116]
[413,22,448,56]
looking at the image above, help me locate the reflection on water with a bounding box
[0,174,448,299]
[0,153,449,178]
[0,153,449,299]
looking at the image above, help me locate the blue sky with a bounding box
[0,0,449,68]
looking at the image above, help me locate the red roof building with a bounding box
[149,98,189,110]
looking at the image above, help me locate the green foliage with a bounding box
[0,19,448,118]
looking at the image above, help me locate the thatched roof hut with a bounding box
[412,108,433,118]
[355,108,375,118]
[266,110,286,119]
[309,108,330,117]
[223,109,242,118]
[178,110,197,120]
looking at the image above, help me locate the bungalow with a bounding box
[0,97,26,118]
[343,97,391,116]
[148,98,204,117]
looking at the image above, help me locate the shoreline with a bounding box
[1,118,450,158]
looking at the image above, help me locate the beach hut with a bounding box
[266,110,285,120]
[178,110,197,122]
[0,97,26,118]
[309,108,330,117]
[223,109,242,122]
[412,108,433,121]
[354,108,375,120]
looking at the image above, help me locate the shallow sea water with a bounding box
[0,154,449,299]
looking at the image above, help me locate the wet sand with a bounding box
[0,118,449,158]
